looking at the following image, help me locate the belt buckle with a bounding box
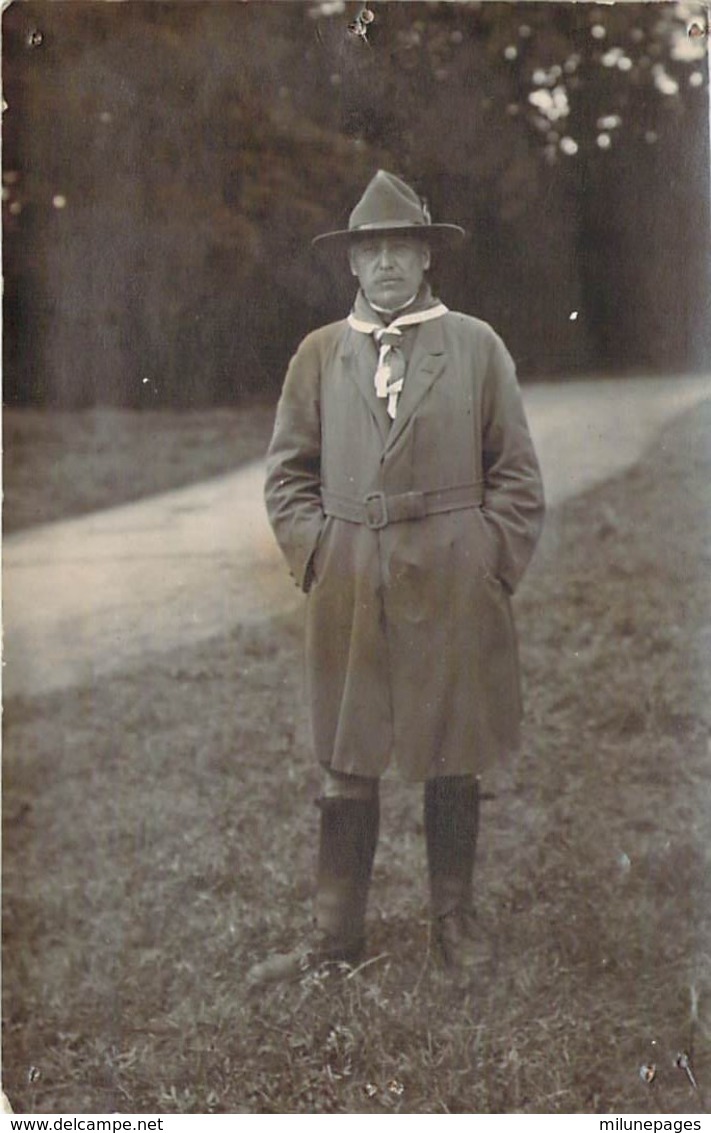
[364,491,388,530]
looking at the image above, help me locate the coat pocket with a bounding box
[472,507,502,580]
[306,515,333,592]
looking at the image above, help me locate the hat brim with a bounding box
[311,222,466,248]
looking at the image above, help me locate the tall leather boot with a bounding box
[314,795,379,956]
[424,775,487,969]
[246,795,379,987]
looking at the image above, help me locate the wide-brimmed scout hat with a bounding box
[312,169,466,248]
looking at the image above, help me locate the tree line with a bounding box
[2,1,709,407]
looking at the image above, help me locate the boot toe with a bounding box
[246,935,365,989]
[246,946,313,989]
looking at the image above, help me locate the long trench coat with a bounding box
[265,309,545,782]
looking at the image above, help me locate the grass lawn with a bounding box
[2,405,276,533]
[2,403,710,1114]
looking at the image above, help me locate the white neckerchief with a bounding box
[347,297,448,418]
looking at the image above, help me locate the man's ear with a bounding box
[348,247,359,277]
[422,244,431,272]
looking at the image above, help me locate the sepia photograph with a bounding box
[2,0,710,1117]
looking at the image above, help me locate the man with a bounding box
[249,170,544,985]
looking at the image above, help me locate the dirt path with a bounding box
[3,375,708,699]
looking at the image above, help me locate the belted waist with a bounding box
[321,483,484,530]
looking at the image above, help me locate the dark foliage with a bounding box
[2,1,709,406]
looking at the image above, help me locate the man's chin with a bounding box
[370,287,408,310]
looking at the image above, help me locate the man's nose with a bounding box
[377,242,394,267]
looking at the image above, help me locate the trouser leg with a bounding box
[424,774,480,919]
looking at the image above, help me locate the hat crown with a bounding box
[348,170,429,232]
[311,170,465,246]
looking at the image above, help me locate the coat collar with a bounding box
[340,313,447,452]
[340,326,390,444]
[386,316,446,451]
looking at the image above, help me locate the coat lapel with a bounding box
[341,327,390,446]
[386,317,447,452]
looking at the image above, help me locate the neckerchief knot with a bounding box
[347,293,448,419]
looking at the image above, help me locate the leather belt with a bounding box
[321,483,484,531]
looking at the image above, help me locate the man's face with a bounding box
[348,234,431,312]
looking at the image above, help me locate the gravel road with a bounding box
[4,374,708,698]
